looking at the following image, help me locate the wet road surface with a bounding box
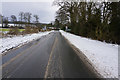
[2,31,97,78]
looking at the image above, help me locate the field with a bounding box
[0,28,25,32]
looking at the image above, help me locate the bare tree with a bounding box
[11,15,17,27]
[19,12,24,27]
[0,14,4,27]
[26,12,32,23]
[24,12,32,26]
[3,17,8,27]
[23,13,27,23]
[19,12,24,22]
[33,15,39,23]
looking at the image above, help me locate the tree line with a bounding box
[1,12,39,28]
[54,1,120,44]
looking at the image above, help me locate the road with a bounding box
[2,31,98,78]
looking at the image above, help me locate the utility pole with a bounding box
[1,15,3,27]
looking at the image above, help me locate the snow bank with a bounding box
[60,30,118,78]
[0,31,54,54]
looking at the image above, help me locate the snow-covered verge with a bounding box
[0,31,54,54]
[60,30,118,78]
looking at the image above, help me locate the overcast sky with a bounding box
[1,1,59,23]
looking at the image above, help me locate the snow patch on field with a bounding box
[60,30,118,78]
[0,31,54,54]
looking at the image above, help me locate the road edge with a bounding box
[2,33,51,56]
[60,33,104,79]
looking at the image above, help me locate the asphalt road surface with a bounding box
[2,31,98,78]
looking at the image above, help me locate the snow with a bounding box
[0,31,54,54]
[118,46,120,80]
[60,30,118,78]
